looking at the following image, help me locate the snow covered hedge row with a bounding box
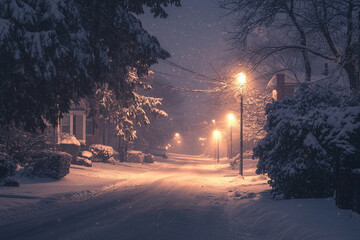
[254,83,360,198]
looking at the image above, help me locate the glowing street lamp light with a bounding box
[227,113,234,162]
[214,130,220,164]
[237,72,246,176]
[236,72,246,86]
[175,133,180,138]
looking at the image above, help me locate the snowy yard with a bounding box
[0,153,359,240]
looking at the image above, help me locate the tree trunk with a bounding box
[344,63,358,90]
[302,50,312,82]
[118,137,128,162]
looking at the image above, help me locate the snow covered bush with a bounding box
[126,151,154,163]
[80,151,93,159]
[143,154,154,163]
[253,83,360,198]
[3,177,20,187]
[126,151,143,163]
[89,144,114,162]
[0,153,16,179]
[0,127,49,166]
[32,151,71,179]
[72,157,92,167]
[59,133,81,147]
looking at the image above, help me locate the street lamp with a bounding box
[237,72,246,176]
[212,119,216,160]
[227,113,234,162]
[175,133,180,138]
[213,130,220,164]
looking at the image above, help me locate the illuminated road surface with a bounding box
[0,153,359,240]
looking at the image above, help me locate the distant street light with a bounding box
[175,133,180,138]
[214,130,220,164]
[227,113,234,162]
[237,72,246,176]
[199,137,206,154]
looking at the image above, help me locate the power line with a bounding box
[151,81,218,93]
[153,70,218,84]
[160,59,218,82]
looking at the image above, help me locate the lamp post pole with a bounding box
[240,94,243,176]
[236,72,246,176]
[230,123,232,161]
[213,120,216,161]
[217,135,220,164]
[213,129,220,165]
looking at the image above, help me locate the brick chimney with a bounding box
[276,74,285,100]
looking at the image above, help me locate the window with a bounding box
[61,115,70,133]
[86,119,95,135]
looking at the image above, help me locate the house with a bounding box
[57,100,119,150]
[267,72,299,101]
[267,63,344,101]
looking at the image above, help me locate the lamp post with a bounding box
[212,119,216,160]
[236,72,246,176]
[227,113,234,161]
[214,130,220,164]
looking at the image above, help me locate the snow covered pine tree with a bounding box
[0,0,180,132]
[253,83,360,199]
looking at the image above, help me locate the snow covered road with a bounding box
[0,153,359,240]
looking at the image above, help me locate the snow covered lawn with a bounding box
[0,153,359,239]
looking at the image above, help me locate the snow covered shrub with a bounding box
[126,151,143,163]
[89,144,114,162]
[143,154,154,163]
[253,83,360,199]
[126,151,155,163]
[0,128,49,166]
[80,151,93,159]
[58,133,81,157]
[72,157,92,167]
[32,151,71,179]
[107,157,118,165]
[4,177,20,187]
[0,153,16,179]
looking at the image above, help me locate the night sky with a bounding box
[140,0,236,144]
[140,0,234,89]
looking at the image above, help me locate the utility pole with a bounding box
[240,94,243,176]
[230,123,232,161]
